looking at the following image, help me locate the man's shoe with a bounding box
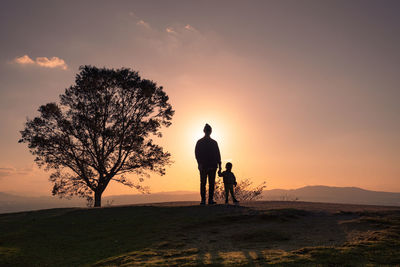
[208,200,217,205]
[200,201,206,205]
[233,200,239,204]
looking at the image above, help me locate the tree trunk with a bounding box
[94,190,102,207]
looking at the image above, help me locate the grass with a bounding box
[0,203,399,266]
[231,229,290,243]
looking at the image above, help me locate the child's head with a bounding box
[225,162,233,171]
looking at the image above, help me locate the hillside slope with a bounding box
[0,201,399,266]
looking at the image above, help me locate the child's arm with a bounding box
[233,173,237,186]
[218,169,223,177]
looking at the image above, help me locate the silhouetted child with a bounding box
[218,162,239,204]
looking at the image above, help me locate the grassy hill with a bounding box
[1,201,400,266]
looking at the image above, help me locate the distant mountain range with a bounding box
[0,191,200,214]
[0,186,399,214]
[261,186,400,206]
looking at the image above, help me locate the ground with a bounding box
[0,201,399,266]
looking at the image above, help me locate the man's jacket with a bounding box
[195,137,221,169]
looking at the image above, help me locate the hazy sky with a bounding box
[1,0,400,196]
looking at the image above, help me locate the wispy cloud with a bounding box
[36,57,67,70]
[0,166,33,178]
[165,24,198,36]
[137,19,151,29]
[134,21,214,57]
[166,27,176,34]
[0,167,15,177]
[13,55,68,70]
[184,24,196,31]
[14,54,35,65]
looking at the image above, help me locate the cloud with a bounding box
[166,27,176,34]
[14,54,34,65]
[13,55,68,70]
[0,167,15,177]
[135,22,215,58]
[166,24,198,36]
[36,57,68,70]
[0,166,34,178]
[137,20,150,29]
[184,24,196,31]
[127,12,148,28]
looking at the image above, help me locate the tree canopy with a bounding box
[19,65,174,207]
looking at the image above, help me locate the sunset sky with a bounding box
[1,0,399,197]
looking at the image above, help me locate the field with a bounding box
[1,201,400,266]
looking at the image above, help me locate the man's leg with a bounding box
[199,169,207,204]
[208,168,217,204]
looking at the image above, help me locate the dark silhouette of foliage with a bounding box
[19,65,174,207]
[213,178,267,202]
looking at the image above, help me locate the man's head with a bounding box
[203,123,212,137]
[225,162,233,171]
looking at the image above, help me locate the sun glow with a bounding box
[181,113,237,167]
[186,118,228,149]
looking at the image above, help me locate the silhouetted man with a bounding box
[195,124,221,205]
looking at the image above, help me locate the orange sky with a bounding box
[1,1,400,196]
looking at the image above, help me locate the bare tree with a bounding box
[19,65,174,207]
